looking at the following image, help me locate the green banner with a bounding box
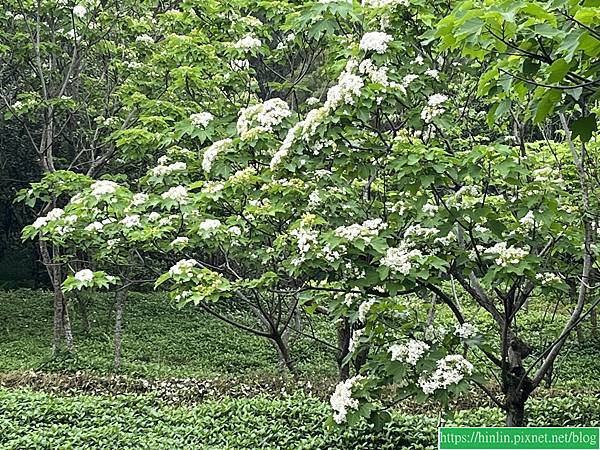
[439,428,600,450]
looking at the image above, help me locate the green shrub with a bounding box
[1,389,599,450]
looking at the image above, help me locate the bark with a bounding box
[271,332,296,375]
[39,240,70,356]
[591,307,597,338]
[336,318,351,381]
[114,289,128,370]
[504,338,533,426]
[63,299,73,352]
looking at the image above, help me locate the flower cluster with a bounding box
[519,211,536,231]
[73,5,86,18]
[169,259,198,277]
[151,161,186,177]
[454,322,479,339]
[237,98,291,140]
[190,112,213,128]
[334,218,387,243]
[162,186,188,203]
[420,93,448,123]
[330,375,364,424]
[198,219,221,231]
[120,215,140,228]
[136,34,154,44]
[74,269,94,282]
[270,60,366,168]
[380,242,422,275]
[418,355,473,394]
[536,272,562,285]
[484,242,528,267]
[389,339,430,365]
[202,138,232,172]
[357,298,376,322]
[91,180,118,197]
[32,207,64,229]
[234,35,261,50]
[361,0,408,6]
[359,32,393,54]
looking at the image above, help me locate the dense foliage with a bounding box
[1,0,599,438]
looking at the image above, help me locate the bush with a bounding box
[1,389,599,450]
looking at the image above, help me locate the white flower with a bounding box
[199,219,221,231]
[424,69,439,80]
[32,217,49,229]
[47,208,64,220]
[148,212,161,222]
[162,186,188,203]
[151,161,187,177]
[358,299,376,322]
[519,211,536,231]
[168,259,198,277]
[136,34,154,44]
[536,272,562,285]
[228,226,242,236]
[190,112,213,128]
[91,180,118,197]
[74,269,94,282]
[324,70,364,110]
[85,221,104,232]
[418,355,473,394]
[428,93,448,107]
[389,339,430,365]
[131,193,149,206]
[73,5,86,18]
[359,32,393,54]
[308,190,322,207]
[234,35,262,50]
[380,242,422,275]
[335,218,387,243]
[330,375,364,424]
[348,329,364,353]
[420,94,448,123]
[362,0,408,6]
[454,323,479,339]
[170,236,189,247]
[483,242,528,267]
[202,138,232,172]
[270,123,302,169]
[120,215,140,228]
[237,98,291,140]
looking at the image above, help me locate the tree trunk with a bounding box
[39,240,71,356]
[506,392,526,426]
[336,318,351,380]
[504,338,533,426]
[591,307,597,338]
[63,298,74,352]
[114,289,127,370]
[271,332,296,375]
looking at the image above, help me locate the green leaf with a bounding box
[570,114,597,143]
[534,89,561,123]
[522,59,540,76]
[546,58,570,83]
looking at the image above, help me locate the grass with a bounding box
[1,289,600,448]
[1,388,598,450]
[0,289,337,380]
